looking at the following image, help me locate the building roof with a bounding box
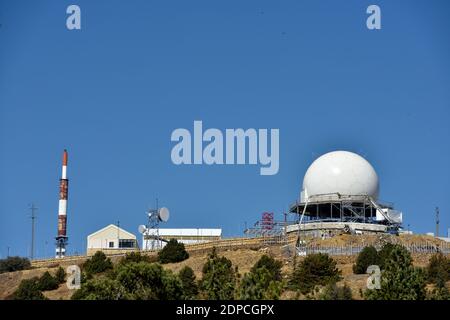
[144,228,222,237]
[88,224,136,240]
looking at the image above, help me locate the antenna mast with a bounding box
[29,203,38,260]
[142,200,170,251]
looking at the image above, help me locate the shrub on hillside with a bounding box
[427,278,450,300]
[71,277,128,300]
[12,277,47,300]
[83,251,113,275]
[237,255,284,300]
[365,245,426,300]
[158,239,189,264]
[238,266,283,300]
[54,266,66,284]
[73,261,184,300]
[0,256,31,274]
[251,255,283,282]
[353,246,380,274]
[319,283,353,300]
[426,252,450,284]
[200,248,236,300]
[179,266,199,300]
[378,243,395,269]
[38,271,59,291]
[290,253,342,294]
[118,252,154,266]
[115,262,183,299]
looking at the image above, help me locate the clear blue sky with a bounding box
[1,0,449,258]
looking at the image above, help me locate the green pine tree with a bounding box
[290,253,341,295]
[200,248,236,300]
[54,267,66,284]
[83,251,113,275]
[319,283,353,300]
[353,246,380,274]
[365,245,426,300]
[12,277,48,300]
[158,239,189,264]
[179,266,199,299]
[426,252,450,284]
[238,266,283,300]
[38,271,59,291]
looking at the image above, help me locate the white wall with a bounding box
[87,224,137,250]
[142,238,212,250]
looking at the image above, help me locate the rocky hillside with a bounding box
[1,234,448,300]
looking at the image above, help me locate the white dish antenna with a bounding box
[158,207,170,222]
[138,225,146,234]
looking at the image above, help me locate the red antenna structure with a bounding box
[261,212,274,231]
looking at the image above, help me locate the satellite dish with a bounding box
[158,207,170,222]
[138,225,146,234]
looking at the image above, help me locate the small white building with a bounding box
[143,228,222,250]
[87,224,138,255]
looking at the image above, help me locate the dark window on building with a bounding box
[109,241,114,248]
[119,239,136,248]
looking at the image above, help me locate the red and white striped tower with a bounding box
[55,149,69,258]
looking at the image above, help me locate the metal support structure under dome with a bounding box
[289,193,401,226]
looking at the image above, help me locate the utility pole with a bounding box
[29,203,38,260]
[435,207,439,237]
[155,198,159,249]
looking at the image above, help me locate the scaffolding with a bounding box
[244,212,296,245]
[289,193,400,227]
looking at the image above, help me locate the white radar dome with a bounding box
[301,151,379,202]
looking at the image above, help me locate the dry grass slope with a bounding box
[1,234,448,300]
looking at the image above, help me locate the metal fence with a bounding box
[300,242,450,256]
[31,236,450,268]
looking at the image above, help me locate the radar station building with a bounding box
[142,228,222,250]
[87,224,138,255]
[288,151,403,236]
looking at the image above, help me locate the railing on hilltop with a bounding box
[300,242,450,256]
[30,235,449,268]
